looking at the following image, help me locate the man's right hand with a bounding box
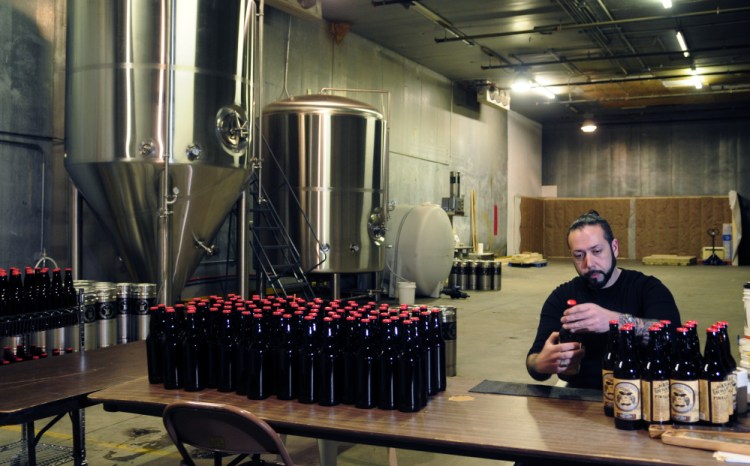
[529,331,585,375]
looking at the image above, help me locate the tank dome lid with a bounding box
[263,94,383,119]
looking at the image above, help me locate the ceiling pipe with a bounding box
[543,86,750,107]
[481,44,750,70]
[536,67,750,89]
[435,6,750,43]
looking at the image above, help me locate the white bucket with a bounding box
[397,281,416,305]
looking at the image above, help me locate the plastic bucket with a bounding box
[397,281,416,305]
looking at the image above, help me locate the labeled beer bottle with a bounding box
[602,320,619,417]
[613,324,643,430]
[642,325,671,426]
[699,326,730,426]
[181,308,206,392]
[670,327,700,425]
[716,321,738,423]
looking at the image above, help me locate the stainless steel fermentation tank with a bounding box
[65,0,256,303]
[262,95,387,274]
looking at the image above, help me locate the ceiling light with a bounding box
[581,119,597,133]
[661,0,672,8]
[676,31,689,57]
[690,69,703,89]
[511,74,533,92]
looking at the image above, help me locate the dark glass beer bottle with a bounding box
[397,319,422,412]
[699,326,730,426]
[234,310,253,396]
[217,309,236,392]
[613,324,643,430]
[0,270,8,316]
[63,268,76,307]
[146,305,165,384]
[23,267,38,313]
[341,315,359,405]
[247,313,274,400]
[204,306,221,389]
[378,318,399,410]
[602,319,619,417]
[275,313,297,400]
[642,325,671,426]
[670,327,700,425]
[716,321,738,423]
[429,308,447,392]
[181,308,206,392]
[161,307,183,389]
[50,268,64,310]
[354,318,378,409]
[297,315,319,404]
[317,316,342,406]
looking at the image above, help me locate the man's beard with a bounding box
[582,251,616,290]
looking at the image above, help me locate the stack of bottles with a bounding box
[0,266,77,316]
[146,294,447,412]
[1,266,79,366]
[602,318,744,430]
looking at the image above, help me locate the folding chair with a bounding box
[162,401,294,466]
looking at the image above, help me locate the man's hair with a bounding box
[567,210,615,244]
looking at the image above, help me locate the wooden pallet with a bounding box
[507,252,548,268]
[641,254,697,266]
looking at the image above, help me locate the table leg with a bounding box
[70,409,88,466]
[24,421,37,466]
[318,439,340,466]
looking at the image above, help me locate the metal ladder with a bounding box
[247,170,317,301]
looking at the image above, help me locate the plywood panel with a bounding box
[635,196,731,259]
[542,198,631,258]
[519,197,543,253]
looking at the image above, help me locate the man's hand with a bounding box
[528,332,585,376]
[562,302,619,334]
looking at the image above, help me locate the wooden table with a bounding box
[0,341,147,465]
[90,373,722,465]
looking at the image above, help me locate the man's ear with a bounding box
[611,238,619,258]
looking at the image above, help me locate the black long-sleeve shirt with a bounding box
[527,269,682,389]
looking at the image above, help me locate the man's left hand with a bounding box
[561,302,619,334]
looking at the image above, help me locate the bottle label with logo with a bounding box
[613,378,642,421]
[643,379,670,423]
[602,369,614,410]
[670,379,700,423]
[699,379,730,424]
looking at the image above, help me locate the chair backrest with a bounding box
[162,401,294,466]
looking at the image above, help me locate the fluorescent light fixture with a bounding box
[536,86,556,100]
[691,69,703,89]
[581,119,597,133]
[676,31,689,57]
[662,0,672,8]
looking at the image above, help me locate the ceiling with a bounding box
[320,0,750,126]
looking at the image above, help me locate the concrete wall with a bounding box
[542,120,750,198]
[507,112,542,255]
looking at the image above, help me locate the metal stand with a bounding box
[704,227,725,266]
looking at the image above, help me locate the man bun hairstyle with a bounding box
[567,210,615,244]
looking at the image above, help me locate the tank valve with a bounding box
[139,139,157,158]
[193,234,217,256]
[368,208,387,246]
[349,243,360,253]
[186,143,203,161]
[215,106,249,152]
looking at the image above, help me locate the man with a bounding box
[526,210,681,389]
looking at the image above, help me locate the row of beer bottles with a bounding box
[0,266,77,316]
[603,318,739,430]
[145,296,447,413]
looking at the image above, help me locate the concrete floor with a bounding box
[1,259,748,465]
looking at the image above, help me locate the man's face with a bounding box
[568,224,619,289]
